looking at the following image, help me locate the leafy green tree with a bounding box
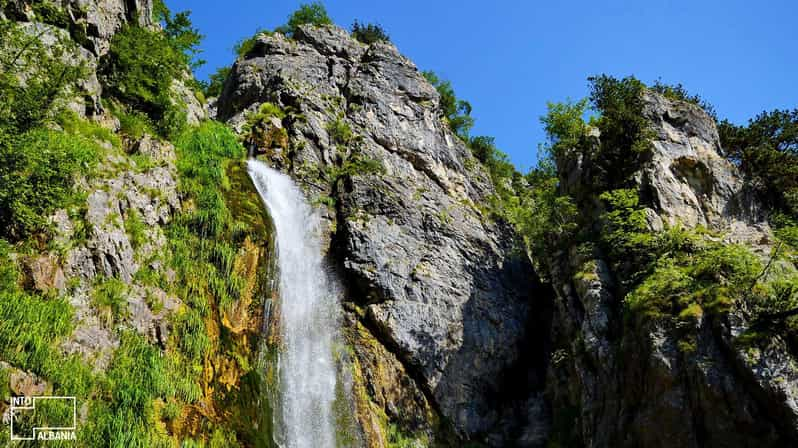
[351,20,390,44]
[718,109,798,216]
[275,2,333,36]
[0,22,85,134]
[587,75,651,189]
[422,70,474,139]
[540,98,589,161]
[202,66,232,98]
[152,0,205,70]
[99,25,187,138]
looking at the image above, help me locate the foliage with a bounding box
[507,169,579,274]
[422,70,474,140]
[650,79,717,120]
[597,189,659,282]
[0,283,92,398]
[587,74,652,190]
[92,277,128,327]
[625,234,763,321]
[115,106,155,140]
[718,108,798,216]
[160,8,206,70]
[124,209,147,249]
[242,102,289,153]
[0,21,86,134]
[0,128,98,240]
[203,66,231,97]
[275,2,333,36]
[233,28,268,58]
[351,20,390,44]
[327,117,354,146]
[99,24,187,138]
[540,98,589,161]
[82,331,174,447]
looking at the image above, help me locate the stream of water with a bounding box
[247,159,340,448]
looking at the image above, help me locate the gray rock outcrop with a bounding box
[218,24,548,442]
[545,91,798,447]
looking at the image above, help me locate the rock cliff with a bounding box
[2,3,798,447]
[546,91,798,447]
[218,25,551,445]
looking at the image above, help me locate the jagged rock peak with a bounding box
[218,23,552,443]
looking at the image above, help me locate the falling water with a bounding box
[247,159,340,448]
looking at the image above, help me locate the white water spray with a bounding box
[247,159,340,448]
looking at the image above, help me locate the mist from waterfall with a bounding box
[247,159,341,448]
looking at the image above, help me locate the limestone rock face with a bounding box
[218,24,548,441]
[547,91,798,447]
[639,92,770,245]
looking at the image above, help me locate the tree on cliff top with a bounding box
[275,2,333,36]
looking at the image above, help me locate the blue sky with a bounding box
[169,0,797,171]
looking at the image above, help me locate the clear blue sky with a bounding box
[169,0,797,172]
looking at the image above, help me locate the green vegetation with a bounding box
[351,20,390,44]
[92,277,128,327]
[423,71,474,140]
[82,331,176,447]
[125,210,147,250]
[156,1,206,71]
[719,108,798,216]
[100,25,187,138]
[0,128,98,240]
[0,23,100,241]
[233,28,268,58]
[203,66,232,97]
[275,2,333,36]
[650,79,717,119]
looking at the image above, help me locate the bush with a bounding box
[650,79,717,120]
[626,237,763,321]
[0,128,98,240]
[92,277,128,327]
[422,70,474,140]
[99,25,187,139]
[0,21,86,134]
[203,66,231,97]
[587,75,652,190]
[540,98,589,161]
[718,108,798,217]
[351,20,390,44]
[275,2,333,36]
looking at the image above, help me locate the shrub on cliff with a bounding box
[100,25,188,138]
[0,129,98,240]
[351,20,390,44]
[275,2,333,36]
[719,108,798,218]
[422,70,474,140]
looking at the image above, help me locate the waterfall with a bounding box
[247,159,341,448]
